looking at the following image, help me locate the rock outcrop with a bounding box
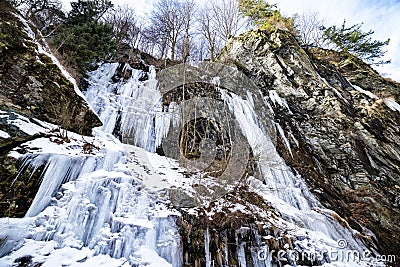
[1,1,399,264]
[0,2,101,217]
[0,1,101,138]
[219,28,400,258]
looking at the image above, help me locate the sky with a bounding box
[270,0,400,82]
[60,0,400,82]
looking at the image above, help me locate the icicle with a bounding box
[221,88,372,259]
[26,155,83,217]
[205,228,211,267]
[383,97,400,112]
[237,241,247,267]
[0,63,182,266]
[275,123,293,157]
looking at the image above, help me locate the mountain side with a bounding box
[0,1,101,137]
[0,1,101,217]
[219,28,400,258]
[0,2,399,265]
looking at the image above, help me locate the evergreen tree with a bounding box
[237,0,294,32]
[68,0,112,24]
[53,22,115,70]
[237,0,276,27]
[323,20,390,65]
[53,0,115,73]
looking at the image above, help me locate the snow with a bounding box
[15,13,36,40]
[12,137,98,158]
[136,247,173,267]
[0,239,127,267]
[1,61,382,266]
[0,129,10,139]
[125,145,185,191]
[2,112,52,136]
[37,42,87,102]
[351,84,379,100]
[383,98,400,112]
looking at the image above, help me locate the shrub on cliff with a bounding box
[323,20,390,65]
[237,0,294,33]
[52,0,116,74]
[53,21,115,72]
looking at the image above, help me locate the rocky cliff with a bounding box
[218,28,400,259]
[1,1,400,265]
[0,2,101,137]
[0,1,101,217]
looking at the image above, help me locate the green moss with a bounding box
[38,54,53,64]
[231,59,248,74]
[23,52,32,60]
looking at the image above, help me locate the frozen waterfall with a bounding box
[0,63,182,267]
[0,62,384,267]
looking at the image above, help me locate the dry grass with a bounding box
[45,38,80,83]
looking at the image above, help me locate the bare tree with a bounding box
[148,0,186,61]
[140,24,165,58]
[190,37,209,61]
[103,5,141,48]
[179,0,196,62]
[210,0,245,42]
[197,6,219,61]
[197,0,245,61]
[16,0,65,33]
[294,11,325,49]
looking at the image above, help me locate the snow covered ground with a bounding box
[0,61,387,267]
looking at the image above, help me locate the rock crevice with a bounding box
[219,28,400,257]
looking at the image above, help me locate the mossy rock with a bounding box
[0,2,101,136]
[0,154,45,218]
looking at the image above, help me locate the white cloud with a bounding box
[60,0,400,82]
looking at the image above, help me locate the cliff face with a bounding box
[0,2,101,217]
[0,2,101,138]
[219,29,400,257]
[1,2,400,265]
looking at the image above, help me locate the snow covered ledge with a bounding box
[0,3,101,137]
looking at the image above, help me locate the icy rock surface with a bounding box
[218,29,400,263]
[0,64,183,267]
[0,62,386,267]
